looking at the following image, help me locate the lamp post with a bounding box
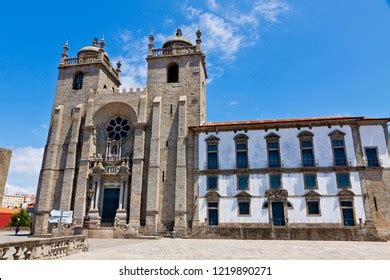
[15,218,21,236]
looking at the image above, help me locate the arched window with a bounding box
[167,63,179,83]
[73,72,83,90]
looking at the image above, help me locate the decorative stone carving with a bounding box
[265,189,289,201]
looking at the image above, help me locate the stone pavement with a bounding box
[64,238,390,260]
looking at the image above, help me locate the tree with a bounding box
[10,209,32,227]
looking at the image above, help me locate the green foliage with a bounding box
[10,209,32,227]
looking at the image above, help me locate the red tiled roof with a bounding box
[190,116,389,131]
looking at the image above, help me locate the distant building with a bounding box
[0,148,12,206]
[1,194,35,209]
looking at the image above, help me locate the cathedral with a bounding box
[33,29,390,240]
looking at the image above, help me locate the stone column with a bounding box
[191,132,200,228]
[128,97,147,235]
[88,166,103,228]
[73,97,95,231]
[116,163,130,226]
[145,97,162,235]
[33,105,64,236]
[174,96,188,236]
[59,105,84,211]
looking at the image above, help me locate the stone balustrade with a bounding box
[63,57,119,80]
[0,235,88,260]
[152,46,197,57]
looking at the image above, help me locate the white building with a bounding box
[2,194,35,209]
[192,117,390,239]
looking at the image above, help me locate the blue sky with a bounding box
[1,0,390,194]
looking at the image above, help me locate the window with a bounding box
[340,200,355,226]
[106,117,131,141]
[365,147,380,167]
[300,141,315,168]
[235,135,248,168]
[207,176,218,190]
[304,174,317,189]
[206,138,219,169]
[329,130,348,166]
[238,201,250,215]
[237,175,249,190]
[270,174,282,189]
[167,63,179,83]
[267,139,281,168]
[208,202,219,226]
[307,201,320,215]
[73,72,83,90]
[336,173,351,189]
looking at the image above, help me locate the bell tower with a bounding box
[143,28,207,236]
[33,38,122,235]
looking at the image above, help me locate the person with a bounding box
[15,224,20,236]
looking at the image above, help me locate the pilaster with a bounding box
[73,97,94,228]
[174,96,188,236]
[59,104,84,210]
[145,97,162,235]
[33,105,64,235]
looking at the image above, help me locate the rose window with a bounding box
[106,117,131,140]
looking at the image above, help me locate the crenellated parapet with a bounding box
[88,87,147,95]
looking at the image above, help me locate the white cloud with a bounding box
[32,123,48,138]
[254,0,290,23]
[112,0,289,87]
[229,101,239,106]
[9,147,44,176]
[5,183,31,196]
[180,0,289,80]
[113,30,148,89]
[207,0,220,11]
[5,146,44,195]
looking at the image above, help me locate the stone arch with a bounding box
[167,62,179,83]
[92,102,138,158]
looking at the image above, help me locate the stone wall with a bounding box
[0,148,12,206]
[191,225,383,241]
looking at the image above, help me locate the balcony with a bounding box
[365,158,381,168]
[300,159,318,168]
[205,162,219,170]
[333,158,351,167]
[236,161,249,169]
[267,159,282,168]
[105,166,119,174]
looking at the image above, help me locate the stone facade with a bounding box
[192,118,390,240]
[33,30,206,238]
[32,29,390,241]
[0,148,12,206]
